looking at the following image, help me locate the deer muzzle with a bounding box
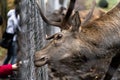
[34,51,49,67]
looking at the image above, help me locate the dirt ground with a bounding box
[0,47,7,65]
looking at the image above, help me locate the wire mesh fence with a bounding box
[17,0,48,80]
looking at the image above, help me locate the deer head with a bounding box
[35,0,97,66]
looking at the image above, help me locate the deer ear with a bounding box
[70,11,81,32]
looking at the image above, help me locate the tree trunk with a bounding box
[17,0,48,80]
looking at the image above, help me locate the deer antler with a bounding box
[36,1,62,27]
[61,0,76,29]
[81,0,96,26]
[36,0,76,30]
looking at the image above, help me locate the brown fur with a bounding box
[34,1,120,80]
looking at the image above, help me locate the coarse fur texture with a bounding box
[34,1,120,80]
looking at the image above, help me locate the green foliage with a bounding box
[107,0,118,10]
[86,0,118,11]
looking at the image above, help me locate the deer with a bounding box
[34,0,120,80]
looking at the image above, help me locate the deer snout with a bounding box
[34,51,49,67]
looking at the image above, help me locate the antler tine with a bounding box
[81,0,96,26]
[36,1,62,27]
[62,0,76,29]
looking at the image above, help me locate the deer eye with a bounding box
[55,34,63,40]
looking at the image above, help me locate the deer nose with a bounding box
[34,54,49,67]
[34,52,49,61]
[39,55,49,61]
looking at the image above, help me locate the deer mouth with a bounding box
[34,55,49,67]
